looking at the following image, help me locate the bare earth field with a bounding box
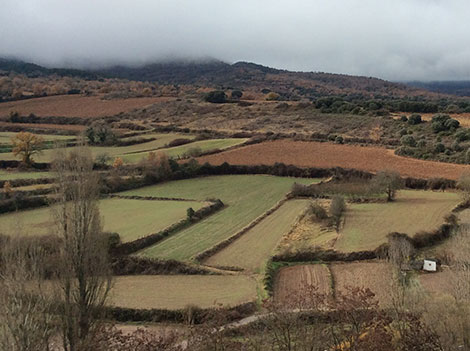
[0,95,166,118]
[197,140,470,179]
[110,275,257,309]
[274,264,331,304]
[330,262,393,306]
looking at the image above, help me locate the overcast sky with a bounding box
[1,0,470,81]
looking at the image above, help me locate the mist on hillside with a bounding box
[1,0,470,81]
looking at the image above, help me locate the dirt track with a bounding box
[197,140,469,180]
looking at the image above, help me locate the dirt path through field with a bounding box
[197,140,469,179]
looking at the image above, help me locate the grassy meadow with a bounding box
[205,199,310,272]
[110,275,257,309]
[334,190,460,252]
[122,175,318,261]
[0,198,205,242]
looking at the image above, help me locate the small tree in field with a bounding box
[11,132,44,165]
[374,170,402,201]
[330,195,346,231]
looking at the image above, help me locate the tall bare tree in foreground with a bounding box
[0,236,56,351]
[52,145,112,351]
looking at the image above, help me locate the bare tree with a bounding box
[51,145,112,351]
[329,195,346,231]
[0,236,56,351]
[374,170,402,201]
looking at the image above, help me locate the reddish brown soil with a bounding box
[197,140,469,180]
[330,262,392,306]
[274,264,331,304]
[0,95,167,118]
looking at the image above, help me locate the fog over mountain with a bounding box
[1,0,470,81]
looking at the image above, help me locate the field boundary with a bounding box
[106,194,202,202]
[106,301,257,324]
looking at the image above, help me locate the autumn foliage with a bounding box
[11,132,44,165]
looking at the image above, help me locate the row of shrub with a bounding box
[0,176,54,188]
[110,199,224,256]
[0,195,49,214]
[115,137,156,147]
[194,197,289,262]
[0,160,49,170]
[111,256,215,275]
[7,112,90,126]
[105,302,257,324]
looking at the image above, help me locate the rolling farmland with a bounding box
[123,175,317,260]
[205,199,310,272]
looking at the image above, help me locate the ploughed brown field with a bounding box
[0,95,167,118]
[274,264,331,304]
[197,140,469,180]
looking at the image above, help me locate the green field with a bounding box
[334,190,460,252]
[0,133,192,162]
[0,170,54,181]
[0,198,205,242]
[205,199,310,272]
[122,175,318,261]
[119,138,247,163]
[0,132,75,145]
[110,275,257,309]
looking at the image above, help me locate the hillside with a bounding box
[0,57,442,100]
[99,60,439,99]
[408,80,470,97]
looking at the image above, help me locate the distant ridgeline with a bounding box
[407,81,470,97]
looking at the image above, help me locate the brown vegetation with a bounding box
[0,95,165,118]
[197,140,470,179]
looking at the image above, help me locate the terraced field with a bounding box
[110,275,257,309]
[335,190,459,252]
[0,198,205,242]
[0,133,192,162]
[205,199,310,272]
[119,138,247,163]
[122,175,317,261]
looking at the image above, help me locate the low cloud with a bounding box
[1,0,469,81]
